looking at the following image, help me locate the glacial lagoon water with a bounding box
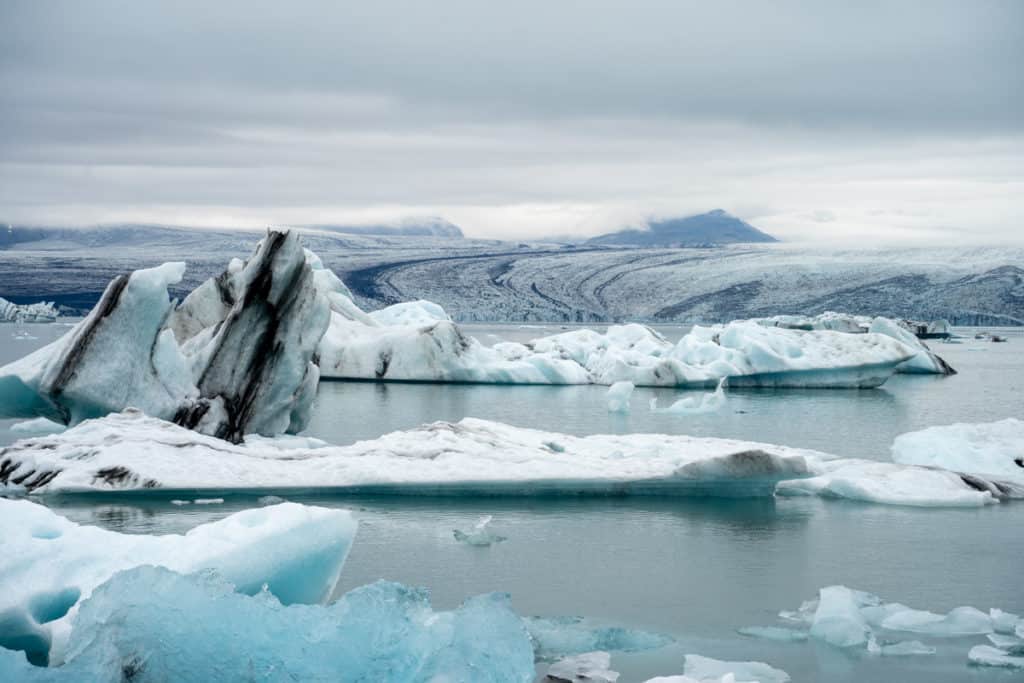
[3,322,1024,682]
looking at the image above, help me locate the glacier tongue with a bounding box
[0,498,357,666]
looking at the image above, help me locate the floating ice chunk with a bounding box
[990,608,1021,634]
[0,230,332,444]
[683,654,790,683]
[880,605,993,636]
[525,616,672,660]
[774,456,1019,507]
[968,644,1024,669]
[875,640,936,656]
[258,495,287,505]
[986,634,1024,653]
[809,586,871,647]
[606,381,634,413]
[9,418,65,436]
[0,412,819,498]
[0,262,194,426]
[0,297,58,323]
[0,568,535,682]
[652,379,726,415]
[0,499,356,665]
[867,317,955,375]
[170,499,190,505]
[453,515,507,546]
[193,498,224,505]
[737,626,809,641]
[545,651,620,682]
[891,418,1024,484]
[369,299,452,326]
[171,230,330,442]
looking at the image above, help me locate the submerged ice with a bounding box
[0,568,536,683]
[0,498,356,666]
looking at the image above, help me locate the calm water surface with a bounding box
[3,322,1023,682]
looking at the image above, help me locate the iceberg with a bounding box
[809,585,872,647]
[891,418,1024,484]
[0,230,329,443]
[545,651,620,683]
[453,514,507,546]
[754,312,955,375]
[651,379,727,415]
[0,498,356,666]
[968,644,1024,669]
[0,298,58,324]
[3,411,1020,507]
[0,568,536,682]
[0,410,819,497]
[9,418,65,436]
[525,616,673,660]
[606,381,635,413]
[773,584,1020,654]
[318,313,916,388]
[737,626,809,642]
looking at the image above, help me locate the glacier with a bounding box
[0,568,537,683]
[0,498,356,666]
[0,298,58,324]
[2,411,1021,507]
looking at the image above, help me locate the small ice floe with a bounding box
[650,378,727,415]
[680,654,790,683]
[170,499,191,506]
[737,625,809,641]
[606,381,634,414]
[193,498,224,505]
[525,615,672,660]
[768,584,1023,661]
[11,330,38,341]
[968,644,1024,668]
[453,515,506,546]
[545,651,619,682]
[258,495,287,506]
[9,417,66,436]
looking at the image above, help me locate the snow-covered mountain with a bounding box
[0,224,1020,324]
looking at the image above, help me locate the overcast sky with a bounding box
[2,1,1022,244]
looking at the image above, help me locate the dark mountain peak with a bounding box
[587,210,778,248]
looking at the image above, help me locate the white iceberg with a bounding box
[0,298,58,324]
[774,584,1020,654]
[968,644,1024,669]
[2,411,1020,508]
[891,418,1024,484]
[809,585,872,647]
[681,654,790,683]
[317,314,916,388]
[606,381,635,413]
[0,498,356,666]
[0,567,536,682]
[453,514,507,546]
[754,312,955,375]
[545,651,620,683]
[651,379,727,415]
